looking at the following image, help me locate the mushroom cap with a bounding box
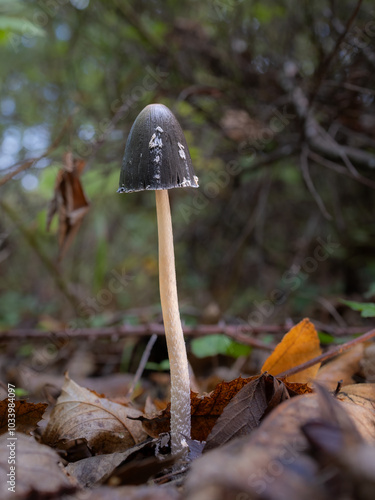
[118,104,199,193]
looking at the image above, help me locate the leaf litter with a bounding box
[2,318,375,499]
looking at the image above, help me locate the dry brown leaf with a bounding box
[142,376,257,441]
[336,384,375,440]
[0,432,75,500]
[143,375,311,443]
[186,394,327,500]
[262,318,322,383]
[0,399,47,435]
[43,374,147,454]
[65,440,153,488]
[47,152,90,261]
[84,485,181,500]
[315,343,364,390]
[204,374,290,450]
[186,384,375,500]
[337,383,375,410]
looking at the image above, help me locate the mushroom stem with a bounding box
[155,189,191,455]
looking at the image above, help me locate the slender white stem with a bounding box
[155,189,191,455]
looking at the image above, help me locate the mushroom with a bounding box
[117,103,199,455]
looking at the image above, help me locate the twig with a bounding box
[0,200,80,315]
[0,113,74,187]
[276,327,375,379]
[0,322,372,342]
[309,0,363,105]
[0,323,275,350]
[308,151,375,189]
[300,145,332,220]
[126,333,158,399]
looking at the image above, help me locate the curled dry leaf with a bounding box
[0,399,47,435]
[46,152,90,261]
[302,384,375,499]
[186,382,375,500]
[204,374,290,451]
[143,375,311,443]
[43,374,147,455]
[186,394,327,500]
[0,433,75,500]
[262,318,322,383]
[142,376,257,442]
[65,440,153,488]
[315,343,364,390]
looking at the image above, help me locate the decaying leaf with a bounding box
[316,343,364,390]
[0,399,47,435]
[186,385,375,500]
[65,440,154,488]
[337,383,375,411]
[186,394,326,500]
[0,433,75,500]
[43,374,147,455]
[142,377,257,441]
[302,384,375,500]
[83,485,181,500]
[204,374,290,450]
[46,152,90,261]
[262,318,322,383]
[143,375,311,443]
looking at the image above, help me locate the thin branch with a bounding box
[300,145,333,220]
[276,327,375,379]
[309,0,363,105]
[308,151,375,189]
[0,323,275,350]
[0,322,372,343]
[0,112,75,187]
[126,333,158,399]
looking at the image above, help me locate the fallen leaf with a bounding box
[47,152,89,261]
[186,384,375,500]
[65,440,153,488]
[302,384,375,499]
[315,343,364,390]
[82,485,181,500]
[0,399,47,435]
[360,343,375,382]
[43,374,147,455]
[0,432,75,500]
[204,374,290,450]
[143,375,311,443]
[262,318,322,383]
[186,394,327,500]
[142,376,257,441]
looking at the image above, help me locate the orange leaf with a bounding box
[261,318,322,383]
[0,400,47,436]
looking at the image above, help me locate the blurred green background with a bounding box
[1,0,375,332]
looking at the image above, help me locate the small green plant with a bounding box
[341,299,375,318]
[191,334,252,359]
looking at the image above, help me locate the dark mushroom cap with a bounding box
[118,104,199,193]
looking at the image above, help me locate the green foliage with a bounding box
[191,334,251,359]
[341,300,375,318]
[146,359,170,371]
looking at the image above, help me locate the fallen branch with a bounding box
[0,322,372,346]
[0,323,275,350]
[276,327,375,379]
